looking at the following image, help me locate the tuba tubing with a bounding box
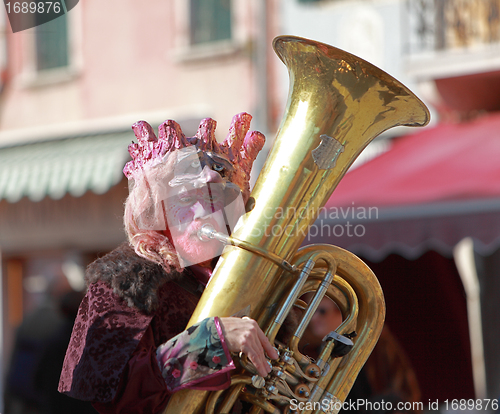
[294,244,385,414]
[163,35,429,413]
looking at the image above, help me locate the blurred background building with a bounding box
[1,0,500,411]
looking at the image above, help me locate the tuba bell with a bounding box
[164,35,430,414]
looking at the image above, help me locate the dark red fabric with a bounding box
[364,251,475,401]
[91,326,171,414]
[327,112,500,208]
[59,279,199,402]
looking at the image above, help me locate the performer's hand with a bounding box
[219,317,279,377]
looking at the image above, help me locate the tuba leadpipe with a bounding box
[163,35,430,414]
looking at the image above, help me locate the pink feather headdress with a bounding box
[123,112,265,202]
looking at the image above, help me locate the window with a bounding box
[172,0,241,62]
[189,0,232,45]
[35,14,69,71]
[20,6,81,87]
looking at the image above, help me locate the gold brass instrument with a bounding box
[164,36,430,413]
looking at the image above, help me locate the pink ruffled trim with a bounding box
[214,316,233,365]
[156,343,171,367]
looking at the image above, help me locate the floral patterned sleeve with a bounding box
[156,316,235,393]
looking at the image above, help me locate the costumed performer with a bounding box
[58,112,279,413]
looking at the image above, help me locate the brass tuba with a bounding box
[164,36,430,414]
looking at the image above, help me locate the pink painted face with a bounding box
[165,184,225,265]
[163,149,245,267]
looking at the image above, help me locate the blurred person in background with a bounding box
[5,282,64,414]
[5,274,95,414]
[300,296,421,413]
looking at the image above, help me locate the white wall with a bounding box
[276,0,435,135]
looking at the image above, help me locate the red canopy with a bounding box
[308,112,500,260]
[329,111,500,208]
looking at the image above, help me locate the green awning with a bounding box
[0,132,133,202]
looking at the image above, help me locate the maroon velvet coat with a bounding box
[58,243,204,412]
